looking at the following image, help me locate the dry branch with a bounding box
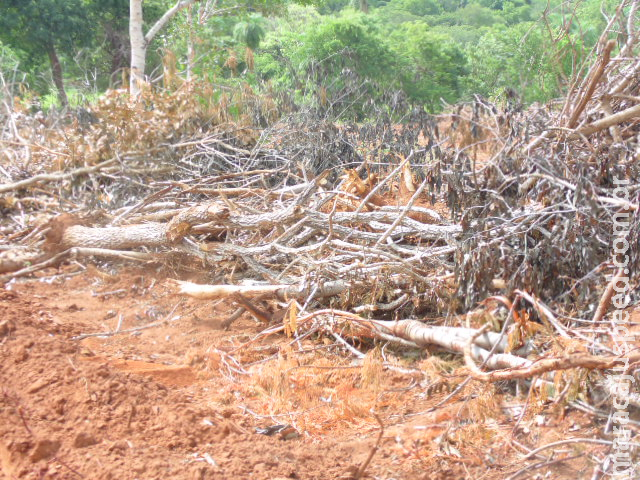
[0,247,155,284]
[565,40,616,129]
[592,268,625,323]
[0,158,117,194]
[571,103,640,138]
[465,326,640,382]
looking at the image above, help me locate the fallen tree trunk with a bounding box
[367,318,532,356]
[366,319,532,370]
[59,223,171,249]
[171,279,348,301]
[173,287,535,370]
[52,203,310,251]
[323,310,534,371]
[47,203,230,250]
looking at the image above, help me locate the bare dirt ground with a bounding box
[0,266,617,480]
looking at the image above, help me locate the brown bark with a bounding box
[47,45,68,108]
[105,22,130,85]
[565,39,615,129]
[59,223,170,250]
[44,203,230,251]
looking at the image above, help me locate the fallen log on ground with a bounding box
[48,203,230,250]
[171,288,536,370]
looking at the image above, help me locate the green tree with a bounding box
[391,0,443,16]
[272,13,397,117]
[0,0,93,106]
[463,22,569,103]
[0,41,20,74]
[233,15,266,50]
[455,3,503,26]
[92,0,132,86]
[373,1,425,25]
[317,0,351,14]
[391,22,467,110]
[129,0,317,96]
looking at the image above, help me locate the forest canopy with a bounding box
[0,0,621,116]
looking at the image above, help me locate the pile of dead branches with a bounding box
[0,2,638,415]
[442,2,640,315]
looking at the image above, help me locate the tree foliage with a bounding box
[391,23,466,109]
[233,16,267,50]
[0,0,614,115]
[0,0,92,60]
[257,11,399,117]
[464,22,577,103]
[0,0,94,105]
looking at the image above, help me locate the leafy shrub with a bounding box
[463,22,569,103]
[390,22,467,110]
[257,11,398,118]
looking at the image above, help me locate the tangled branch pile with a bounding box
[0,3,638,409]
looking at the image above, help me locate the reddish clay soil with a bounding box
[0,267,617,479]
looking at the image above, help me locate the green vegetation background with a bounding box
[0,0,619,117]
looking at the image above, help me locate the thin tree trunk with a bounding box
[47,46,68,108]
[129,0,198,96]
[129,0,147,96]
[105,22,130,87]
